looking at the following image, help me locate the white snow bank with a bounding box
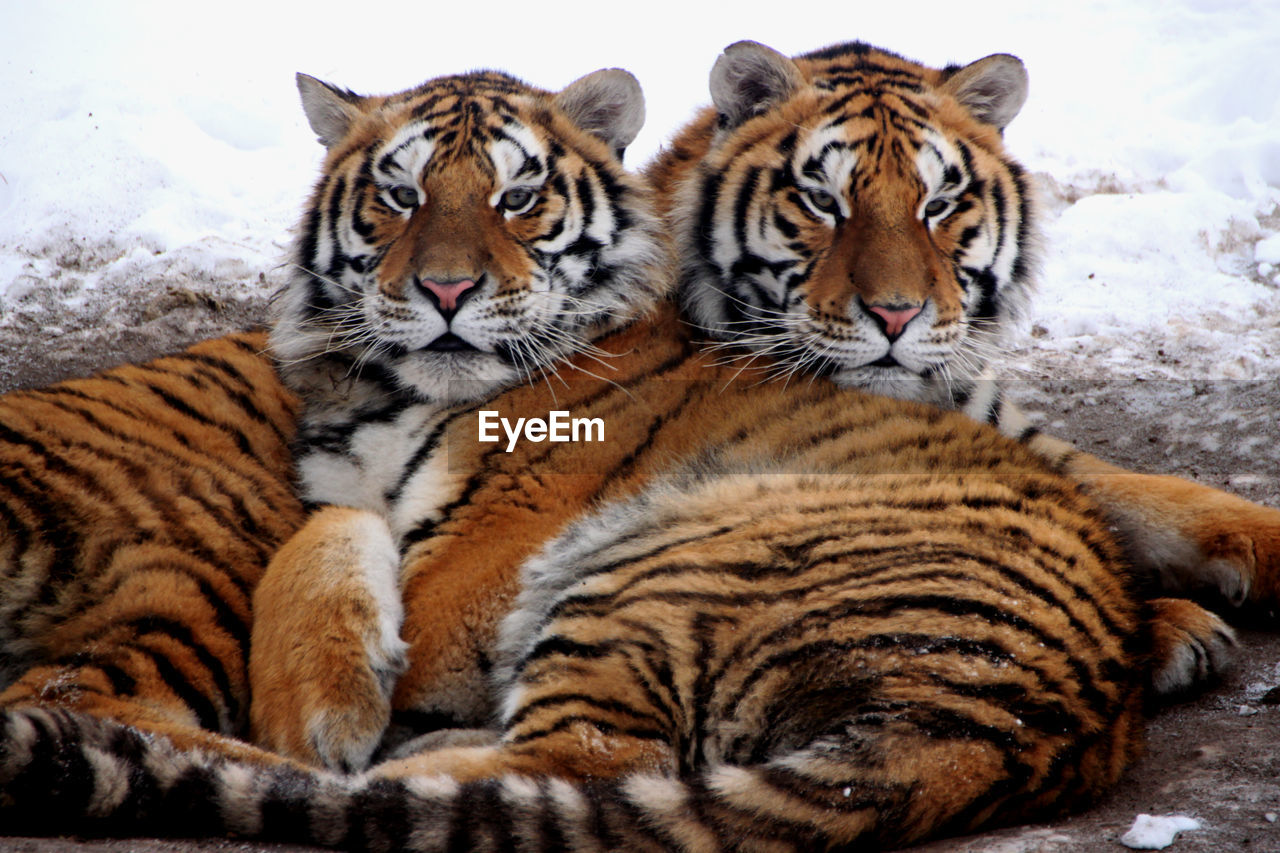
[2,0,1278,383]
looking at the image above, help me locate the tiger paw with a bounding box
[249,506,407,772]
[1147,597,1238,697]
[1156,490,1280,614]
[1082,468,1280,614]
[1183,499,1280,614]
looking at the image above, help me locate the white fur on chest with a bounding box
[297,403,468,545]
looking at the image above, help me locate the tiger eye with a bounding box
[805,188,839,214]
[389,185,419,209]
[499,187,537,214]
[924,198,950,218]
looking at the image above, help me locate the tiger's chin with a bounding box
[390,349,524,406]
[828,363,957,408]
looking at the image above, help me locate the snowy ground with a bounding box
[2,0,1278,850]
[2,0,1279,391]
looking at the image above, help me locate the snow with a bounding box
[2,0,1279,383]
[1119,814,1202,849]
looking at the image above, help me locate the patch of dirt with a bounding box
[0,238,280,392]
[2,290,1277,852]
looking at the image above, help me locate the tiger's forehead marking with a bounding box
[488,121,549,187]
[372,74,549,183]
[787,58,958,198]
[794,123,860,193]
[914,133,965,193]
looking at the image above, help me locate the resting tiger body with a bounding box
[0,65,667,766]
[0,330,303,758]
[0,299,1248,851]
[4,41,1279,851]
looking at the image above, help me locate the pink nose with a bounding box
[867,304,922,339]
[420,278,477,312]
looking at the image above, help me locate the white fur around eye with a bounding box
[375,122,438,184]
[792,124,858,215]
[490,123,549,183]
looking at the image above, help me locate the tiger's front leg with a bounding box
[1000,400,1280,613]
[249,506,407,772]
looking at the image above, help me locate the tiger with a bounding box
[1,40,1277,850]
[0,63,668,767]
[0,330,303,759]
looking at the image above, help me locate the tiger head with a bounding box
[661,41,1038,409]
[271,68,670,404]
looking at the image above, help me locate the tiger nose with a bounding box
[418,278,478,317]
[866,303,923,341]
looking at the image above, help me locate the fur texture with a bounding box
[0,63,671,770]
[0,331,304,758]
[0,308,1194,849]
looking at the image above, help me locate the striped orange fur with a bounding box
[0,331,303,758]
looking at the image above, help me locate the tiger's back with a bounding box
[0,331,303,738]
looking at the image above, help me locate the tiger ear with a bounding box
[296,73,368,148]
[555,69,646,157]
[709,40,805,129]
[940,54,1028,130]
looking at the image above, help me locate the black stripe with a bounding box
[124,641,227,732]
[733,166,762,254]
[258,770,325,842]
[534,778,570,850]
[0,420,144,534]
[446,781,518,853]
[103,373,258,460]
[126,615,242,729]
[324,175,347,275]
[385,414,454,505]
[164,351,292,445]
[21,392,288,558]
[506,713,667,748]
[59,652,140,696]
[505,691,669,734]
[0,469,82,609]
[696,171,726,276]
